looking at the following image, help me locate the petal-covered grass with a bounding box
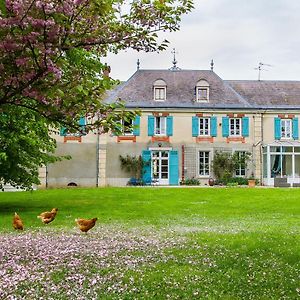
[0,187,299,299]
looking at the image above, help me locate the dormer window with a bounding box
[196,79,209,102]
[153,79,167,101]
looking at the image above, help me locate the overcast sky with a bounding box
[106,0,300,81]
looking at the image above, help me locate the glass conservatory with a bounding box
[263,142,300,187]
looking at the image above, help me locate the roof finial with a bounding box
[210,59,214,71]
[169,48,181,71]
[137,58,140,70]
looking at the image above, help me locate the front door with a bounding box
[152,150,169,185]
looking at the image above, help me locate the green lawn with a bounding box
[0,187,299,299]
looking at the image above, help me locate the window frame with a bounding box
[229,117,242,136]
[235,151,247,177]
[199,117,210,136]
[198,151,210,177]
[154,116,167,136]
[196,87,209,102]
[281,118,292,139]
[121,119,134,136]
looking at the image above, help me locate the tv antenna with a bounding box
[255,62,273,81]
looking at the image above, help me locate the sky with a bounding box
[105,0,300,81]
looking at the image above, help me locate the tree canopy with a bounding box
[0,0,194,189]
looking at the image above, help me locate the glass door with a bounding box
[152,151,169,185]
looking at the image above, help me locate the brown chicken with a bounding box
[75,218,97,233]
[13,212,24,230]
[37,208,58,224]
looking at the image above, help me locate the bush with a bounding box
[180,178,200,186]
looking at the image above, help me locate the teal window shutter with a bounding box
[167,116,173,136]
[133,116,140,136]
[293,117,299,140]
[169,150,179,185]
[222,117,229,137]
[210,116,217,137]
[242,117,249,137]
[60,127,67,136]
[148,116,154,136]
[192,116,199,137]
[79,116,86,126]
[79,116,86,135]
[274,117,281,140]
[142,150,151,184]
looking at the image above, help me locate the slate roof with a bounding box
[226,80,300,109]
[106,69,300,110]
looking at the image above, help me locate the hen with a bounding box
[75,218,97,233]
[13,212,24,230]
[37,208,58,224]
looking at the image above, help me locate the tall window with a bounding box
[230,118,241,136]
[199,117,210,136]
[199,151,210,176]
[122,119,133,135]
[196,79,209,102]
[153,79,167,101]
[281,119,292,139]
[155,116,166,136]
[235,151,246,176]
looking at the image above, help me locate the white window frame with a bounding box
[199,117,210,136]
[121,119,134,136]
[199,151,210,177]
[229,118,241,136]
[235,151,247,177]
[154,116,167,136]
[281,119,292,139]
[196,87,209,102]
[154,87,166,101]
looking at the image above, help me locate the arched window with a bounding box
[153,79,167,101]
[196,79,209,102]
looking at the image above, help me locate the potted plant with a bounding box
[248,173,256,187]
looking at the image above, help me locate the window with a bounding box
[121,119,134,136]
[199,117,210,136]
[199,151,210,176]
[153,79,167,101]
[196,79,209,102]
[281,119,292,139]
[154,87,166,101]
[235,151,246,177]
[154,116,166,136]
[230,118,241,136]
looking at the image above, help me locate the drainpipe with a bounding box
[181,145,185,182]
[96,129,100,188]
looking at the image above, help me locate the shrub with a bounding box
[180,177,200,186]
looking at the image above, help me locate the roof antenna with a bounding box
[137,58,140,70]
[169,48,181,71]
[254,62,273,81]
[210,59,214,71]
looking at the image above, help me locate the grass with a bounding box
[0,187,300,299]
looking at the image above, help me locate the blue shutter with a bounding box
[79,116,86,126]
[60,127,67,136]
[210,116,217,137]
[274,117,281,140]
[148,116,154,136]
[142,150,151,184]
[169,150,179,185]
[293,117,299,140]
[133,116,140,136]
[222,117,229,137]
[242,117,249,137]
[167,116,173,136]
[192,116,199,137]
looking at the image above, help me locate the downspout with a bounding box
[260,112,264,185]
[96,113,100,187]
[181,145,185,182]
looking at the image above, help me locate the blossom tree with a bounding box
[0,0,193,189]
